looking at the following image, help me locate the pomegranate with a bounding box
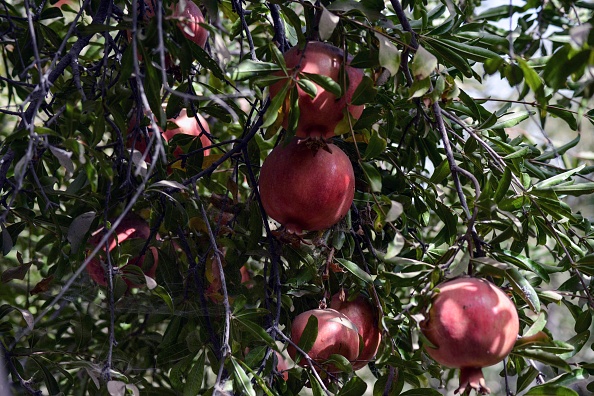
[86,214,158,288]
[258,138,355,233]
[128,109,211,166]
[275,351,290,381]
[288,308,360,373]
[173,0,209,48]
[331,290,381,370]
[129,0,208,53]
[163,108,211,158]
[420,277,519,395]
[269,41,364,139]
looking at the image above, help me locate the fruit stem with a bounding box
[455,367,491,395]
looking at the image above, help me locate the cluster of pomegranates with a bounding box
[259,42,364,233]
[420,277,520,395]
[288,290,381,373]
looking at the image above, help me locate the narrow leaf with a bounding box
[302,72,342,97]
[375,32,401,76]
[506,267,541,313]
[319,6,339,41]
[336,258,373,283]
[411,45,437,80]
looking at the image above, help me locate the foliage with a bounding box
[1,0,594,394]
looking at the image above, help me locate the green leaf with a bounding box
[319,6,339,41]
[424,40,473,78]
[325,354,352,372]
[31,357,61,395]
[231,60,282,81]
[517,366,541,393]
[400,389,443,396]
[494,168,512,203]
[411,45,437,80]
[351,75,377,106]
[438,38,503,62]
[490,111,534,130]
[513,349,571,371]
[496,250,550,282]
[517,58,544,97]
[302,72,342,97]
[533,164,585,189]
[430,159,450,185]
[559,331,590,359]
[192,44,226,81]
[409,78,431,98]
[297,79,318,99]
[308,371,325,396]
[151,286,174,313]
[476,5,524,21]
[338,376,368,396]
[375,32,401,76]
[234,317,277,347]
[364,130,387,160]
[546,106,578,130]
[336,258,373,283]
[361,162,382,192]
[506,267,541,313]
[523,312,547,337]
[543,46,590,90]
[524,385,578,396]
[536,182,594,196]
[297,314,318,358]
[262,81,289,128]
[183,352,205,396]
[534,134,580,161]
[547,369,588,388]
[231,357,256,396]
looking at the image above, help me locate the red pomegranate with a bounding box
[173,0,209,48]
[163,108,211,158]
[86,214,158,288]
[288,308,360,373]
[258,138,355,233]
[331,291,381,370]
[128,109,211,166]
[269,41,364,139]
[420,277,519,395]
[275,351,290,381]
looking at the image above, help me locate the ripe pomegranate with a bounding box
[288,308,360,373]
[128,109,211,166]
[129,0,208,51]
[173,0,209,48]
[163,108,211,158]
[86,214,158,288]
[269,41,364,139]
[331,290,381,370]
[420,277,519,395]
[258,138,355,233]
[275,351,290,381]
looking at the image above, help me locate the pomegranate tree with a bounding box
[258,138,355,233]
[269,41,364,139]
[420,277,519,395]
[86,214,158,288]
[288,308,360,373]
[331,290,382,370]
